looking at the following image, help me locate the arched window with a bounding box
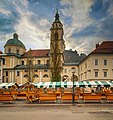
[8,48,11,53]
[33,74,39,78]
[43,74,49,78]
[24,74,29,78]
[16,49,19,54]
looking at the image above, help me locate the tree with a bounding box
[50,33,62,82]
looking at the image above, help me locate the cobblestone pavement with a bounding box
[0,102,113,120]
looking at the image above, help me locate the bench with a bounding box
[83,94,101,102]
[39,94,57,102]
[61,94,79,102]
[26,93,39,103]
[106,94,113,102]
[16,92,27,100]
[0,95,14,103]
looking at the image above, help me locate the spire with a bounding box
[55,9,60,22]
[13,33,18,39]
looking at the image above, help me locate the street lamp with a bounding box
[71,67,75,103]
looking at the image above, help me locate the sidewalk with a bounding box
[0,100,113,107]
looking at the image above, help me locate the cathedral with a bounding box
[0,11,113,84]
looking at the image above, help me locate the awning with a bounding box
[33,81,113,88]
[0,83,17,89]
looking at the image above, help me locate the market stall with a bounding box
[0,83,18,103]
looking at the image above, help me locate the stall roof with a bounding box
[0,83,17,89]
[32,81,113,88]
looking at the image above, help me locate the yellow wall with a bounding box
[4,45,26,55]
[79,54,113,81]
[62,65,79,81]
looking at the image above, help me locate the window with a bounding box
[104,71,107,77]
[64,69,67,73]
[34,69,38,72]
[6,71,8,76]
[46,60,49,65]
[44,69,48,72]
[85,72,87,79]
[24,70,28,72]
[3,58,5,65]
[24,74,29,77]
[17,71,20,76]
[81,74,82,80]
[43,74,49,78]
[38,60,40,64]
[104,60,107,65]
[95,72,98,77]
[85,63,87,69]
[33,74,39,78]
[95,60,98,65]
[0,60,1,66]
[2,79,4,83]
[6,78,8,83]
[16,49,19,54]
[8,48,11,53]
[22,61,24,65]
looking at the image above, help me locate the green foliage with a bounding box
[51,75,61,82]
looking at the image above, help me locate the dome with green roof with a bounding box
[4,33,26,49]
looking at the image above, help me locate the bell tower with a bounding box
[50,10,65,81]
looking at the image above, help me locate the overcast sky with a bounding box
[0,0,113,54]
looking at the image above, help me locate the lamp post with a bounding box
[71,67,75,103]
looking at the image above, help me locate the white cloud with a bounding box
[61,0,93,31]
[9,0,51,50]
[0,8,11,15]
[60,0,107,54]
[65,36,103,55]
[15,15,50,50]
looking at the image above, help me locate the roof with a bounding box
[33,81,113,88]
[21,49,50,58]
[64,50,86,63]
[79,41,113,65]
[21,49,86,64]
[2,53,21,58]
[0,51,3,54]
[63,63,79,66]
[4,33,26,49]
[92,41,113,54]
[14,64,49,69]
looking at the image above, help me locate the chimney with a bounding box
[96,44,99,48]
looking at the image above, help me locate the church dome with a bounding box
[4,33,26,49]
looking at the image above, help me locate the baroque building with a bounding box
[0,11,113,84]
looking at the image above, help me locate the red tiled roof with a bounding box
[92,41,113,54]
[0,51,3,54]
[21,49,50,58]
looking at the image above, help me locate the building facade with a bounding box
[0,12,113,84]
[79,42,113,81]
[0,51,3,83]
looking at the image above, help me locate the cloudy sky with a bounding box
[0,0,113,54]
